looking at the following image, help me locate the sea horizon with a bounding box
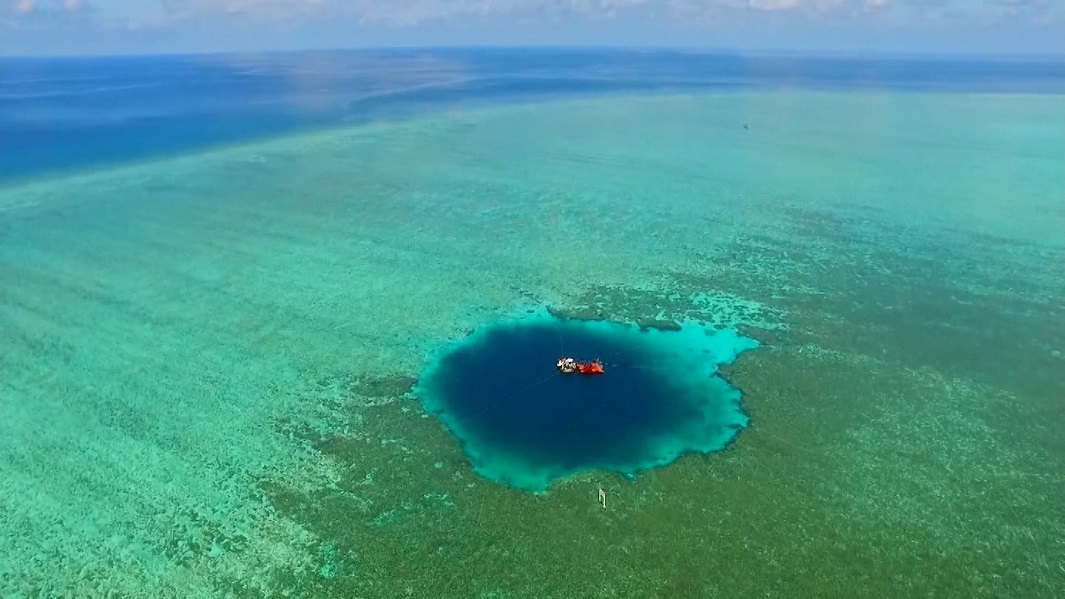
[4,43,1065,60]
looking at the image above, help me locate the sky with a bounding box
[1,0,1063,57]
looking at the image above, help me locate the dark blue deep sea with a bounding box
[2,48,1062,182]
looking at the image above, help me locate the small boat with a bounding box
[557,357,604,375]
[577,360,605,375]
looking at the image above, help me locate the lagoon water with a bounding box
[1,49,1063,598]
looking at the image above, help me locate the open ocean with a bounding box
[4,49,1063,182]
[1,49,1063,598]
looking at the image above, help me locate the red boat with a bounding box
[557,357,605,375]
[577,360,605,375]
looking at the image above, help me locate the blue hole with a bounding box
[414,308,759,493]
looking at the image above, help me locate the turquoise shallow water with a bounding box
[1,91,1063,598]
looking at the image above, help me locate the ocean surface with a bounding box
[3,49,1063,182]
[1,49,1063,598]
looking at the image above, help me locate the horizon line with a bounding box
[2,43,1063,63]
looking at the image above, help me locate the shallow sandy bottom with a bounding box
[1,92,1063,598]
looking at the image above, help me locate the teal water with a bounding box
[1,91,1063,598]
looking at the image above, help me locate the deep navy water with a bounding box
[414,310,758,492]
[1,48,1062,183]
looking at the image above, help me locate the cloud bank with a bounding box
[2,0,1063,55]
[7,0,1061,26]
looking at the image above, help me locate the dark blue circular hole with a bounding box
[414,308,759,492]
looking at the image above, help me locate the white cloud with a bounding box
[101,0,879,26]
[5,0,1062,40]
[748,0,801,10]
[9,0,89,15]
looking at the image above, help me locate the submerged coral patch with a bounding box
[414,308,759,493]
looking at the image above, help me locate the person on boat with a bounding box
[557,357,578,373]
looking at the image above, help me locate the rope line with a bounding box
[462,329,659,420]
[466,371,560,419]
